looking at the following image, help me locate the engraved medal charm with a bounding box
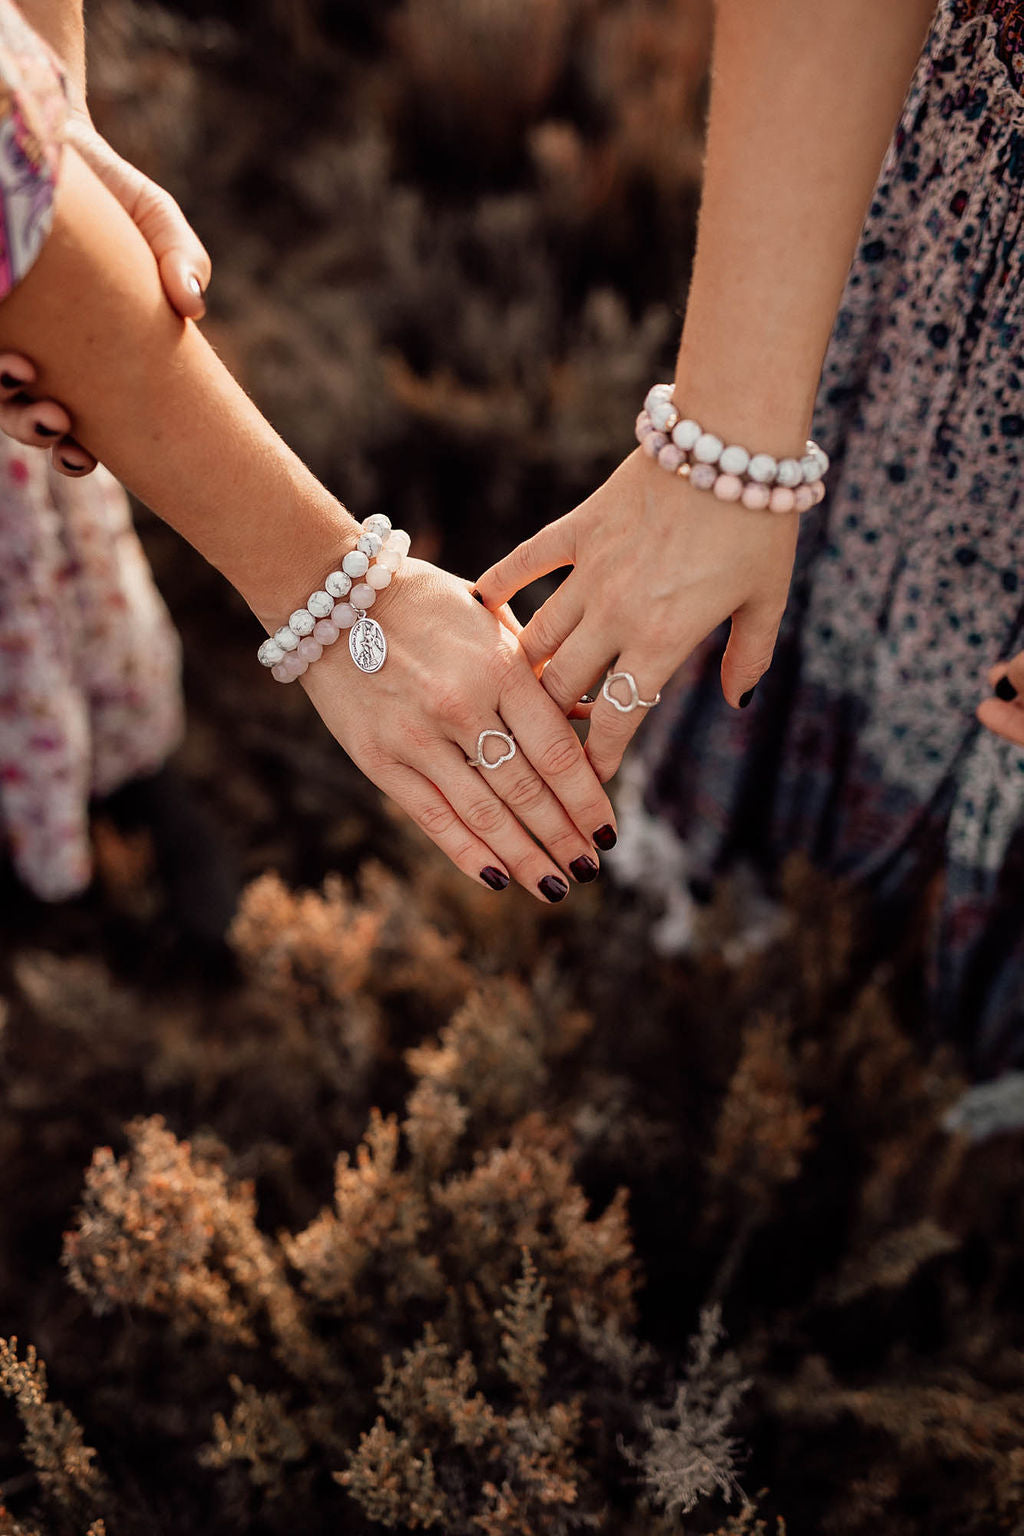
[350,615,387,674]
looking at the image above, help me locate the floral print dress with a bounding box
[0,0,183,900]
[645,0,1024,1076]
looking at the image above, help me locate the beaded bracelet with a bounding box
[255,515,411,683]
[636,383,829,514]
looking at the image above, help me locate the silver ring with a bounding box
[602,671,662,714]
[467,728,517,769]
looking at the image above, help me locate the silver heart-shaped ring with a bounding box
[602,671,662,714]
[466,728,517,770]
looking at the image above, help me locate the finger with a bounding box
[720,596,785,709]
[470,585,522,638]
[585,653,669,784]
[516,576,586,671]
[538,618,617,715]
[474,514,576,609]
[431,745,574,902]
[0,397,73,447]
[987,652,1024,701]
[976,696,1024,747]
[499,665,616,853]
[0,353,36,395]
[376,761,513,893]
[51,438,97,477]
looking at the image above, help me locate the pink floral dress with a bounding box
[0,0,183,900]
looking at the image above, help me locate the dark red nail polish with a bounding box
[539,875,568,902]
[35,423,57,438]
[995,675,1018,702]
[480,866,509,891]
[593,824,617,851]
[60,457,84,472]
[579,694,595,704]
[0,371,27,390]
[471,589,484,603]
[570,856,599,883]
[739,686,756,708]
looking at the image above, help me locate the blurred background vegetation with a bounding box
[3,3,1024,1534]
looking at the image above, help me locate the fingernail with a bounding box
[539,875,569,903]
[480,866,509,891]
[570,855,599,883]
[471,589,484,603]
[995,675,1018,702]
[593,824,617,851]
[35,423,58,438]
[0,371,28,390]
[60,456,84,472]
[188,273,204,297]
[579,694,595,705]
[739,686,756,708]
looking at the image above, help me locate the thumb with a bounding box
[720,599,785,709]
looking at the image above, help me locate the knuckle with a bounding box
[536,733,582,778]
[417,800,458,838]
[463,796,506,836]
[503,772,547,814]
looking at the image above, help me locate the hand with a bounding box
[978,656,1024,746]
[299,562,618,900]
[473,448,800,782]
[0,107,212,477]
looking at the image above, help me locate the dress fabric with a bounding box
[645,0,1024,1076]
[0,0,184,900]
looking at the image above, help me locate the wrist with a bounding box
[243,497,363,632]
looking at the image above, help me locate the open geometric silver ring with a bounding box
[602,671,662,714]
[466,728,517,769]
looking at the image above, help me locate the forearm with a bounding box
[0,148,356,623]
[677,0,937,454]
[17,0,86,105]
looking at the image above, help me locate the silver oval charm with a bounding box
[349,615,387,674]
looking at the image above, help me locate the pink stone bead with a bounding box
[313,619,340,645]
[271,661,292,683]
[366,565,392,590]
[794,485,815,513]
[769,486,796,514]
[712,473,743,502]
[657,443,685,473]
[350,583,376,609]
[273,652,306,683]
[377,550,403,573]
[741,482,771,511]
[297,637,323,663]
[642,430,669,459]
[636,411,654,441]
[332,602,359,628]
[689,462,717,492]
[811,479,827,505]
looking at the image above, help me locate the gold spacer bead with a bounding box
[677,462,691,477]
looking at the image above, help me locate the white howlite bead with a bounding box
[363,514,391,537]
[258,637,286,667]
[775,458,803,488]
[671,418,702,452]
[288,608,315,636]
[307,590,335,618]
[693,433,724,465]
[644,383,673,417]
[807,443,830,477]
[648,396,678,432]
[274,625,299,652]
[748,453,778,484]
[342,550,370,578]
[357,532,383,558]
[719,444,750,477]
[325,570,352,598]
[800,453,820,483]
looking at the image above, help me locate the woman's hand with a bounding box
[978,656,1024,746]
[0,109,212,477]
[474,448,800,782]
[299,561,617,900]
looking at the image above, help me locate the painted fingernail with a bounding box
[579,694,595,704]
[995,675,1018,702]
[570,855,599,883]
[471,589,484,603]
[0,371,28,390]
[480,866,510,891]
[539,875,569,903]
[593,824,617,851]
[60,456,85,472]
[739,686,756,708]
[34,422,58,438]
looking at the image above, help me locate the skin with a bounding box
[475,0,943,784]
[0,148,616,898]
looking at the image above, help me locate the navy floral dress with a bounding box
[645,0,1024,1076]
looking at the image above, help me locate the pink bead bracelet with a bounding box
[256,515,411,683]
[635,383,829,514]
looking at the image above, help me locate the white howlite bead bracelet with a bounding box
[637,383,830,514]
[256,515,410,682]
